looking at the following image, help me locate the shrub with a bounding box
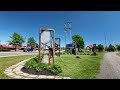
[97,44,104,52]
[34,55,43,63]
[65,49,71,54]
[107,44,115,51]
[24,56,62,74]
[55,53,60,56]
[83,53,86,55]
[63,52,66,55]
[47,64,62,74]
[0,47,10,52]
[87,53,90,55]
[24,59,37,69]
[35,63,47,72]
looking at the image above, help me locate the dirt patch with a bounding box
[21,67,58,76]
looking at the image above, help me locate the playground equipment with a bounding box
[38,28,61,65]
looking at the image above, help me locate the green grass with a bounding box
[55,52,104,79]
[0,55,36,79]
[116,52,120,56]
[0,52,104,79]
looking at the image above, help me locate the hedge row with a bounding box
[0,47,10,52]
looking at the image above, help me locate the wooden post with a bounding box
[53,30,55,64]
[51,31,52,48]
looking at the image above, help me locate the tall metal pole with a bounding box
[70,29,72,43]
[53,29,55,64]
[104,32,106,51]
[64,30,67,48]
[38,28,41,63]
[64,21,72,46]
[59,38,61,56]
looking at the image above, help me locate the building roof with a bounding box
[87,45,93,49]
[0,44,15,48]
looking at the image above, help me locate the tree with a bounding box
[97,44,104,52]
[105,46,108,51]
[8,32,25,51]
[116,44,120,51]
[107,44,115,51]
[27,37,37,48]
[72,34,85,51]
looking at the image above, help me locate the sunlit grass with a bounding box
[0,55,36,79]
[55,52,104,79]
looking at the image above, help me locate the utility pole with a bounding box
[104,32,106,51]
[64,30,67,48]
[38,28,41,63]
[64,21,72,48]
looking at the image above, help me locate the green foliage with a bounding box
[55,52,104,79]
[65,49,72,54]
[0,47,10,52]
[47,64,62,74]
[0,55,36,79]
[24,56,62,74]
[27,37,37,47]
[55,52,60,56]
[83,53,86,55]
[72,34,85,51]
[97,44,104,52]
[24,59,37,69]
[34,55,43,63]
[107,44,115,51]
[8,32,25,47]
[35,63,47,72]
[105,46,108,51]
[116,44,120,51]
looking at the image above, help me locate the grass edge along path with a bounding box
[0,55,36,79]
[116,52,120,56]
[55,52,104,79]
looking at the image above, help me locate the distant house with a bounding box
[86,45,93,52]
[0,44,31,50]
[0,44,15,50]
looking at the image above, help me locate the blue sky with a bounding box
[0,11,120,47]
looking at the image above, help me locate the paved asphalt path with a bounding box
[0,51,38,57]
[0,50,65,57]
[97,52,120,79]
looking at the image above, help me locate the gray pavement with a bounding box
[0,51,38,57]
[97,52,120,79]
[42,55,49,63]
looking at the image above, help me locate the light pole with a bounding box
[64,30,67,48]
[38,28,41,63]
[64,21,72,48]
[104,32,106,51]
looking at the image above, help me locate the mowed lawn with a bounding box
[0,55,36,79]
[0,52,104,79]
[55,52,104,79]
[116,52,120,56]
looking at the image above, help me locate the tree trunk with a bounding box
[15,46,16,52]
